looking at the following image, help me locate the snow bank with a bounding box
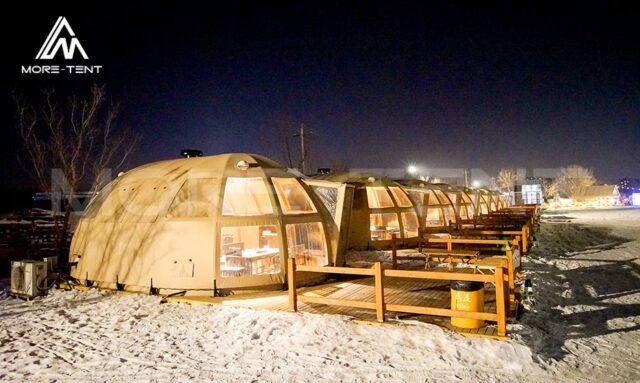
[0,288,543,382]
[2,208,640,381]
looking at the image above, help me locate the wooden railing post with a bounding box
[374,262,385,322]
[391,234,398,270]
[288,257,297,312]
[505,244,515,302]
[522,224,529,253]
[495,267,507,336]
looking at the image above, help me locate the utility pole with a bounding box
[294,124,310,174]
[300,124,306,174]
[464,168,469,187]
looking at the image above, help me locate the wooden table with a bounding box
[422,248,479,270]
[394,247,479,269]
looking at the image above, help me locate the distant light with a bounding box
[472,180,481,188]
[407,165,418,175]
[367,177,376,183]
[632,193,640,206]
[181,149,203,158]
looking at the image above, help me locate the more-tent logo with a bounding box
[36,16,88,60]
[21,16,102,75]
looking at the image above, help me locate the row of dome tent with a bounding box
[318,173,510,250]
[69,153,510,295]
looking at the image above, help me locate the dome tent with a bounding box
[317,173,420,250]
[70,153,340,293]
[396,181,460,231]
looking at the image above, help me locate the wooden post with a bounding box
[495,267,507,336]
[288,257,297,312]
[505,245,515,302]
[418,228,423,253]
[391,234,397,270]
[522,224,529,253]
[374,262,385,322]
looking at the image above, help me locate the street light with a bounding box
[407,165,418,175]
[472,180,481,188]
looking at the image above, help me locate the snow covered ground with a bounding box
[1,208,639,382]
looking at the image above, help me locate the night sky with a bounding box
[1,2,638,188]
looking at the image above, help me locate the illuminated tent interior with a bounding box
[429,184,477,224]
[69,153,346,293]
[465,188,492,215]
[492,190,509,210]
[399,183,459,232]
[317,173,420,249]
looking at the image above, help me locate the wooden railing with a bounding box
[460,223,530,253]
[287,259,508,336]
[390,234,520,301]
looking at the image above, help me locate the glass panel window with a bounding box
[465,204,475,219]
[443,206,457,224]
[425,208,443,227]
[389,187,412,207]
[426,191,439,206]
[459,203,469,219]
[286,222,328,266]
[434,190,450,205]
[479,199,489,214]
[461,193,475,218]
[167,179,217,218]
[447,192,458,204]
[366,187,394,208]
[222,177,273,216]
[272,178,317,214]
[310,186,339,218]
[401,212,420,238]
[369,213,400,240]
[220,225,281,277]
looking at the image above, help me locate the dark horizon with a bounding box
[1,2,638,188]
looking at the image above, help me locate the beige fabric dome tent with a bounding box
[317,173,420,250]
[70,153,343,293]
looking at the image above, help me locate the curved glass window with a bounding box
[272,178,317,214]
[401,212,420,238]
[286,222,328,266]
[311,185,338,218]
[425,208,443,227]
[478,198,489,214]
[223,177,273,216]
[370,213,400,240]
[389,187,412,207]
[220,225,281,277]
[367,187,394,208]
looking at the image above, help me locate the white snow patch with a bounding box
[1,207,640,381]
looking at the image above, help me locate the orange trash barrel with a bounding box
[450,280,485,329]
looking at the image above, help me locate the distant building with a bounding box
[572,185,620,207]
[515,177,547,205]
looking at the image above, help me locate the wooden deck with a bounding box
[165,276,507,340]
